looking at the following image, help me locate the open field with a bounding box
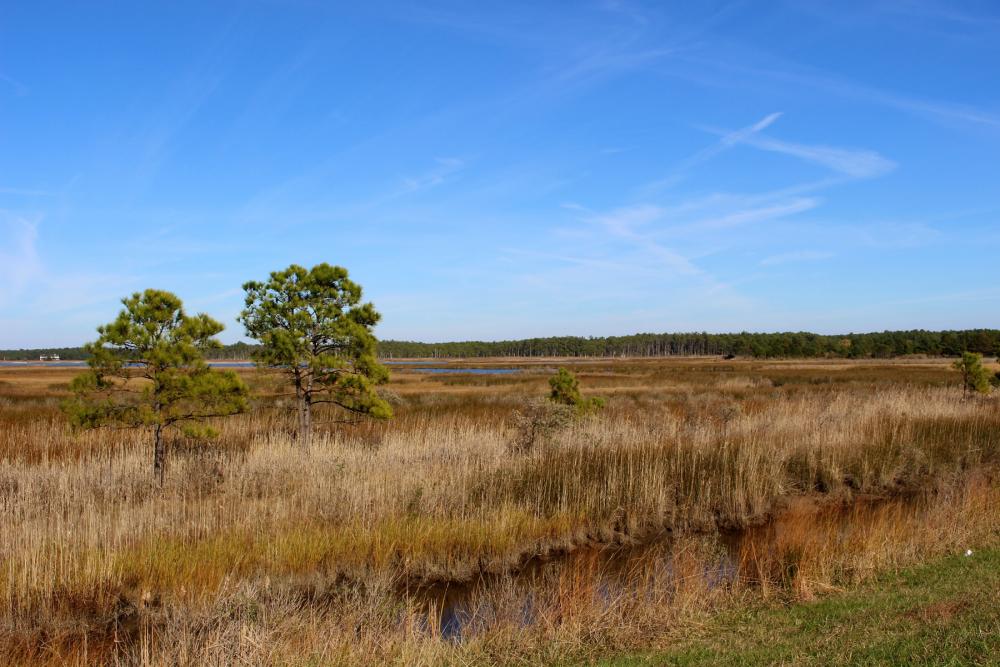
[1,357,999,665]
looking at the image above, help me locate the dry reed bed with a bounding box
[1,361,999,664]
[7,465,998,666]
[3,389,997,603]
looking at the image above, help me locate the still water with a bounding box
[0,361,520,375]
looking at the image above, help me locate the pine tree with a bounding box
[548,367,605,412]
[63,290,249,484]
[953,351,991,396]
[239,263,391,449]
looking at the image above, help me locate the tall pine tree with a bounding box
[239,263,391,449]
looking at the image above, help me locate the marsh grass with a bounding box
[0,359,998,664]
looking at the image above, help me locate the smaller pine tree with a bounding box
[548,367,605,412]
[63,290,249,484]
[953,351,991,396]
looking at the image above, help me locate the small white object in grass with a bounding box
[965,549,973,557]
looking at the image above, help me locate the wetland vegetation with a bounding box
[1,355,998,665]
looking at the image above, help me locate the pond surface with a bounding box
[0,361,258,368]
[407,367,520,375]
[0,361,91,367]
[0,360,520,374]
[384,361,522,374]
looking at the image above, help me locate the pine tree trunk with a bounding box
[294,372,313,451]
[297,394,313,450]
[303,398,312,450]
[153,423,165,486]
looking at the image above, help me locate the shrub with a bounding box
[548,368,605,413]
[953,352,991,396]
[508,399,574,454]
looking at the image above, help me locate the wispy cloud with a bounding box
[0,215,42,303]
[0,187,56,197]
[599,0,650,26]
[588,204,702,275]
[646,111,894,198]
[865,1,1000,34]
[693,198,819,229]
[760,250,834,266]
[591,203,663,234]
[683,55,1000,131]
[501,247,658,276]
[399,157,466,194]
[0,214,142,345]
[0,72,28,96]
[547,46,675,89]
[537,109,895,318]
[869,89,1000,130]
[854,221,942,248]
[647,112,783,191]
[693,113,896,179]
[738,134,895,178]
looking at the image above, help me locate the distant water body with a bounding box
[408,367,519,375]
[0,361,520,375]
[0,361,256,368]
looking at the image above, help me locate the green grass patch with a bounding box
[600,548,1000,666]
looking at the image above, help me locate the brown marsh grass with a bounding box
[0,358,998,665]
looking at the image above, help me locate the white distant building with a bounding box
[38,354,60,361]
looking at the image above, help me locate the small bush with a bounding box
[508,399,574,454]
[953,352,991,395]
[548,368,605,413]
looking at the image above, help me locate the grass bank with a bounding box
[603,547,1000,666]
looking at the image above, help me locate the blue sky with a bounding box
[2,1,999,347]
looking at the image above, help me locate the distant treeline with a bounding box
[4,329,999,361]
[0,341,260,362]
[378,330,1000,358]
